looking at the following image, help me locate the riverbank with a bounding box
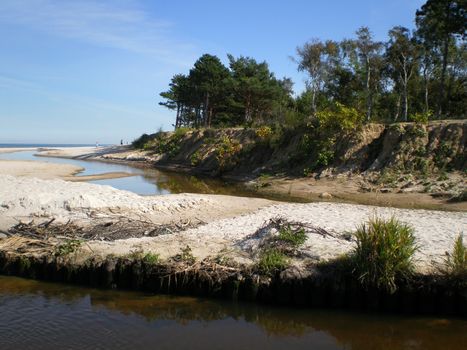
[36,143,467,211]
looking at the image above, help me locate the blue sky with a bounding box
[0,0,424,144]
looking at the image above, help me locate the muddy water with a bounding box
[0,276,466,350]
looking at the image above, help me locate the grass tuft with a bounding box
[445,234,467,277]
[352,217,417,293]
[142,252,160,265]
[277,226,307,247]
[256,248,289,276]
[54,239,82,257]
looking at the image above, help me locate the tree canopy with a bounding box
[159,0,466,129]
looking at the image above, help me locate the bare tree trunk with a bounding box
[394,94,401,122]
[438,38,449,117]
[311,87,317,117]
[175,103,181,128]
[204,92,209,127]
[365,57,372,122]
[403,85,408,122]
[245,94,252,123]
[423,65,429,113]
[402,65,409,122]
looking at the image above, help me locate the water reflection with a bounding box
[0,276,465,350]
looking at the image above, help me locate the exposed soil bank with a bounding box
[44,121,466,211]
[1,252,465,317]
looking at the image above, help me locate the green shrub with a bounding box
[215,136,241,170]
[316,102,364,132]
[445,234,467,277]
[257,248,289,276]
[132,133,153,149]
[174,127,191,138]
[278,226,307,247]
[255,125,273,139]
[180,245,196,264]
[142,252,160,265]
[54,239,82,257]
[409,111,432,124]
[190,151,202,166]
[352,217,417,292]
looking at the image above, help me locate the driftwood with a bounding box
[7,217,199,242]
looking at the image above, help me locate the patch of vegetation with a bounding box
[409,111,432,124]
[444,234,467,278]
[54,239,82,257]
[190,150,202,166]
[351,217,417,293]
[316,102,364,133]
[377,169,400,187]
[174,245,196,264]
[256,248,289,276]
[255,125,273,139]
[142,252,160,265]
[277,225,307,248]
[303,167,312,176]
[449,190,467,202]
[132,133,154,149]
[215,136,241,170]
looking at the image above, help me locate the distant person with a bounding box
[120,139,123,145]
[96,141,99,148]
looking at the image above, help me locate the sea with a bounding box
[0,143,108,148]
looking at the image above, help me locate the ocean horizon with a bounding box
[0,143,111,148]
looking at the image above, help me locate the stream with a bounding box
[0,276,466,350]
[0,149,256,197]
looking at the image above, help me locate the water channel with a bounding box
[0,149,257,197]
[0,276,466,350]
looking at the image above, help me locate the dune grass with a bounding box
[352,217,417,293]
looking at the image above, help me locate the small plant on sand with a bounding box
[444,234,467,278]
[142,252,160,265]
[352,217,417,293]
[54,239,82,257]
[176,245,196,264]
[278,225,307,248]
[256,248,289,276]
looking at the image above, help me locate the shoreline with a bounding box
[0,148,136,182]
[34,145,467,212]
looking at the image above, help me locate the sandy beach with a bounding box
[0,147,136,182]
[1,171,465,273]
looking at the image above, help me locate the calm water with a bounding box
[0,276,465,350]
[0,149,257,196]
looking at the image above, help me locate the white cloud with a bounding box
[0,0,196,67]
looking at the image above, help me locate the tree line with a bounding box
[160,0,466,128]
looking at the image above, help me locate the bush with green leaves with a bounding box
[316,102,364,133]
[132,133,153,149]
[409,111,432,124]
[215,136,241,170]
[352,217,417,292]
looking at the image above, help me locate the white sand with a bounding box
[0,148,37,154]
[0,160,83,179]
[1,174,465,273]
